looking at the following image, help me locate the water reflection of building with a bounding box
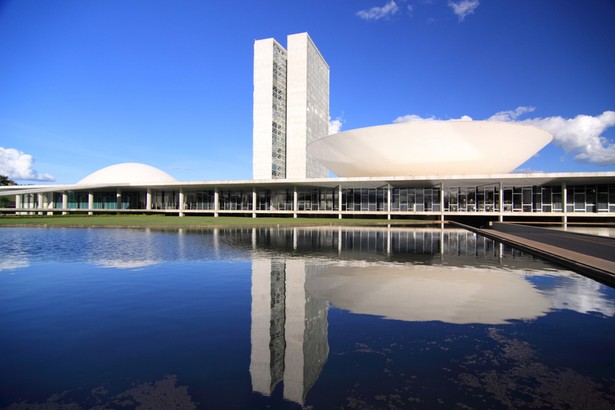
[250,258,328,405]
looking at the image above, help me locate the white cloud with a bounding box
[451,115,473,121]
[488,106,535,122]
[357,0,399,21]
[394,114,435,123]
[522,111,615,165]
[392,108,615,165]
[329,117,343,134]
[393,114,472,123]
[448,0,479,21]
[0,147,54,181]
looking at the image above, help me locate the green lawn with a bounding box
[0,214,432,228]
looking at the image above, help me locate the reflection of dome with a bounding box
[78,163,176,185]
[307,121,553,177]
[306,263,552,324]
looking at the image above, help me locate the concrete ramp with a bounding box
[491,223,615,263]
[453,222,615,287]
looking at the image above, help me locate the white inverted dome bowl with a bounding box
[307,121,553,177]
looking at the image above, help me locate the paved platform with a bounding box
[452,222,615,287]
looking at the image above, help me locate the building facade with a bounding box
[4,172,615,226]
[253,33,329,180]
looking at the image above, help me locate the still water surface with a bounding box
[1,227,614,409]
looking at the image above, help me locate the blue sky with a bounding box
[1,0,614,184]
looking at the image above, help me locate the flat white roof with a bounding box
[2,171,615,196]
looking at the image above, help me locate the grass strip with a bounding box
[0,214,433,229]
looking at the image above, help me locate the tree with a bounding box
[0,175,16,208]
[0,175,16,186]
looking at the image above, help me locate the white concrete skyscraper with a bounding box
[253,33,329,180]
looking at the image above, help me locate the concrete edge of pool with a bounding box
[453,222,615,287]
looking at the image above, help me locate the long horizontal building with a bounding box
[2,163,614,225]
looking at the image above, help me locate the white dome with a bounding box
[78,163,177,185]
[307,121,553,177]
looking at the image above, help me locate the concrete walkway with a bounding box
[452,222,615,287]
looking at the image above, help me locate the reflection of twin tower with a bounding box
[250,258,328,405]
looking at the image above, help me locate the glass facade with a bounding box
[298,188,338,211]
[257,189,293,211]
[8,182,615,217]
[393,188,441,212]
[67,192,89,209]
[271,43,287,179]
[151,190,179,210]
[184,190,215,210]
[343,188,386,212]
[219,190,253,211]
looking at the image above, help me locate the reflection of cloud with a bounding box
[95,260,160,269]
[539,275,615,317]
[87,229,165,269]
[306,263,552,324]
[0,256,29,271]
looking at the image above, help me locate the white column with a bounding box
[16,194,22,210]
[146,188,152,211]
[214,188,219,217]
[387,184,392,220]
[88,191,94,215]
[252,188,257,218]
[36,193,44,215]
[440,183,445,222]
[46,192,54,215]
[562,182,568,229]
[293,186,298,219]
[62,192,68,215]
[179,188,185,217]
[116,189,122,210]
[498,182,504,222]
[338,185,343,220]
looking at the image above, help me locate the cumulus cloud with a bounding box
[393,114,472,123]
[0,147,54,181]
[394,114,436,123]
[488,106,536,122]
[391,108,615,165]
[522,111,615,165]
[357,0,399,21]
[448,0,479,21]
[329,117,343,135]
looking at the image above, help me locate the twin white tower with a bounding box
[253,33,329,180]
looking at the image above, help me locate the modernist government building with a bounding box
[2,33,615,224]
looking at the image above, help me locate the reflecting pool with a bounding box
[1,227,614,409]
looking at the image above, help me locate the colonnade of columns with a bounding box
[3,181,586,226]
